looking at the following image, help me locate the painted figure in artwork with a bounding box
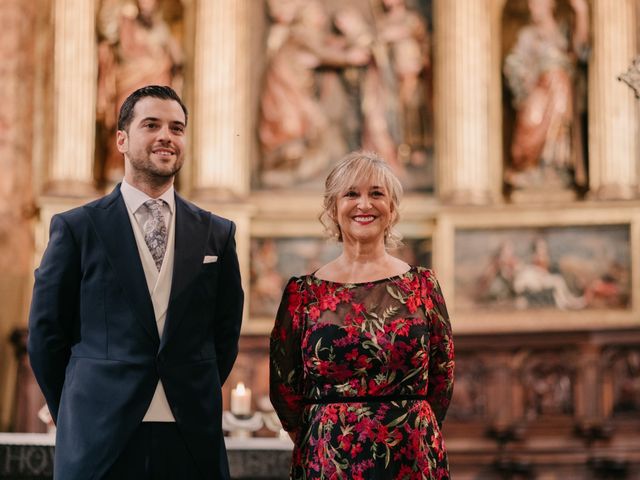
[479,238,586,310]
[503,0,589,191]
[250,239,285,317]
[97,0,183,184]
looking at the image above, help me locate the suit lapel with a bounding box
[85,187,159,345]
[161,194,209,349]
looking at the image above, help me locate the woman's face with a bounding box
[334,176,393,247]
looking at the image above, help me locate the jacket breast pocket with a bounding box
[200,262,220,297]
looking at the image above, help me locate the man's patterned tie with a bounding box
[143,199,168,271]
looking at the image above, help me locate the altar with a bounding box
[0,433,293,480]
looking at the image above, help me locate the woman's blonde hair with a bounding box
[319,150,403,248]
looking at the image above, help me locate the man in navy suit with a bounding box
[28,85,243,479]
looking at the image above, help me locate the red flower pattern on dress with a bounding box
[270,267,454,479]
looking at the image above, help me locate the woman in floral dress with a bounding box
[270,151,455,479]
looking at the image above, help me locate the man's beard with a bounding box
[131,156,183,185]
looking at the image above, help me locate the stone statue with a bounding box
[258,0,434,190]
[258,0,370,188]
[333,6,401,172]
[97,0,183,183]
[504,0,588,192]
[329,1,432,184]
[377,0,432,167]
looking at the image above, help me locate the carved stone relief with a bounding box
[96,0,184,184]
[257,0,434,192]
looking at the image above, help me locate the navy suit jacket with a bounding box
[28,186,244,479]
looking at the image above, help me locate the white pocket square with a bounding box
[203,255,218,264]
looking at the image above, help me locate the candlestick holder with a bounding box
[222,410,264,438]
[38,404,56,434]
[262,411,289,441]
[256,395,288,441]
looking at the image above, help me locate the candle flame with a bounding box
[235,382,246,394]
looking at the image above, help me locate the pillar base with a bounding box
[192,186,246,203]
[589,184,638,201]
[43,179,99,198]
[509,188,578,204]
[440,189,494,206]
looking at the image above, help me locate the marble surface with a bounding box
[0,433,293,479]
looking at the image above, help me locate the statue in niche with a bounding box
[333,3,428,183]
[333,7,400,171]
[503,0,588,193]
[258,0,370,188]
[97,0,183,184]
[377,0,432,172]
[258,0,434,191]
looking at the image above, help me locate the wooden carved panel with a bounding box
[519,349,577,420]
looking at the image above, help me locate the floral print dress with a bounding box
[270,266,455,480]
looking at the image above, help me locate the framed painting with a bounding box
[434,206,639,333]
[245,218,434,333]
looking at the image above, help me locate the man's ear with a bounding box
[116,130,128,153]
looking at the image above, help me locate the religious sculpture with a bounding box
[503,0,588,193]
[333,6,400,172]
[97,0,183,183]
[258,0,433,190]
[258,0,370,188]
[377,0,432,167]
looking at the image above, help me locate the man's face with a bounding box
[117,97,186,183]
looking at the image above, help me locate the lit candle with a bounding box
[230,382,252,416]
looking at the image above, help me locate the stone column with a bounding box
[589,0,639,199]
[48,0,98,196]
[434,0,494,204]
[192,0,250,199]
[0,0,39,431]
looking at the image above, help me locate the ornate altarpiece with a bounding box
[2,0,640,477]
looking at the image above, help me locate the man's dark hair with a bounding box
[117,85,188,132]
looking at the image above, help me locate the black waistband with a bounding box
[304,394,428,405]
